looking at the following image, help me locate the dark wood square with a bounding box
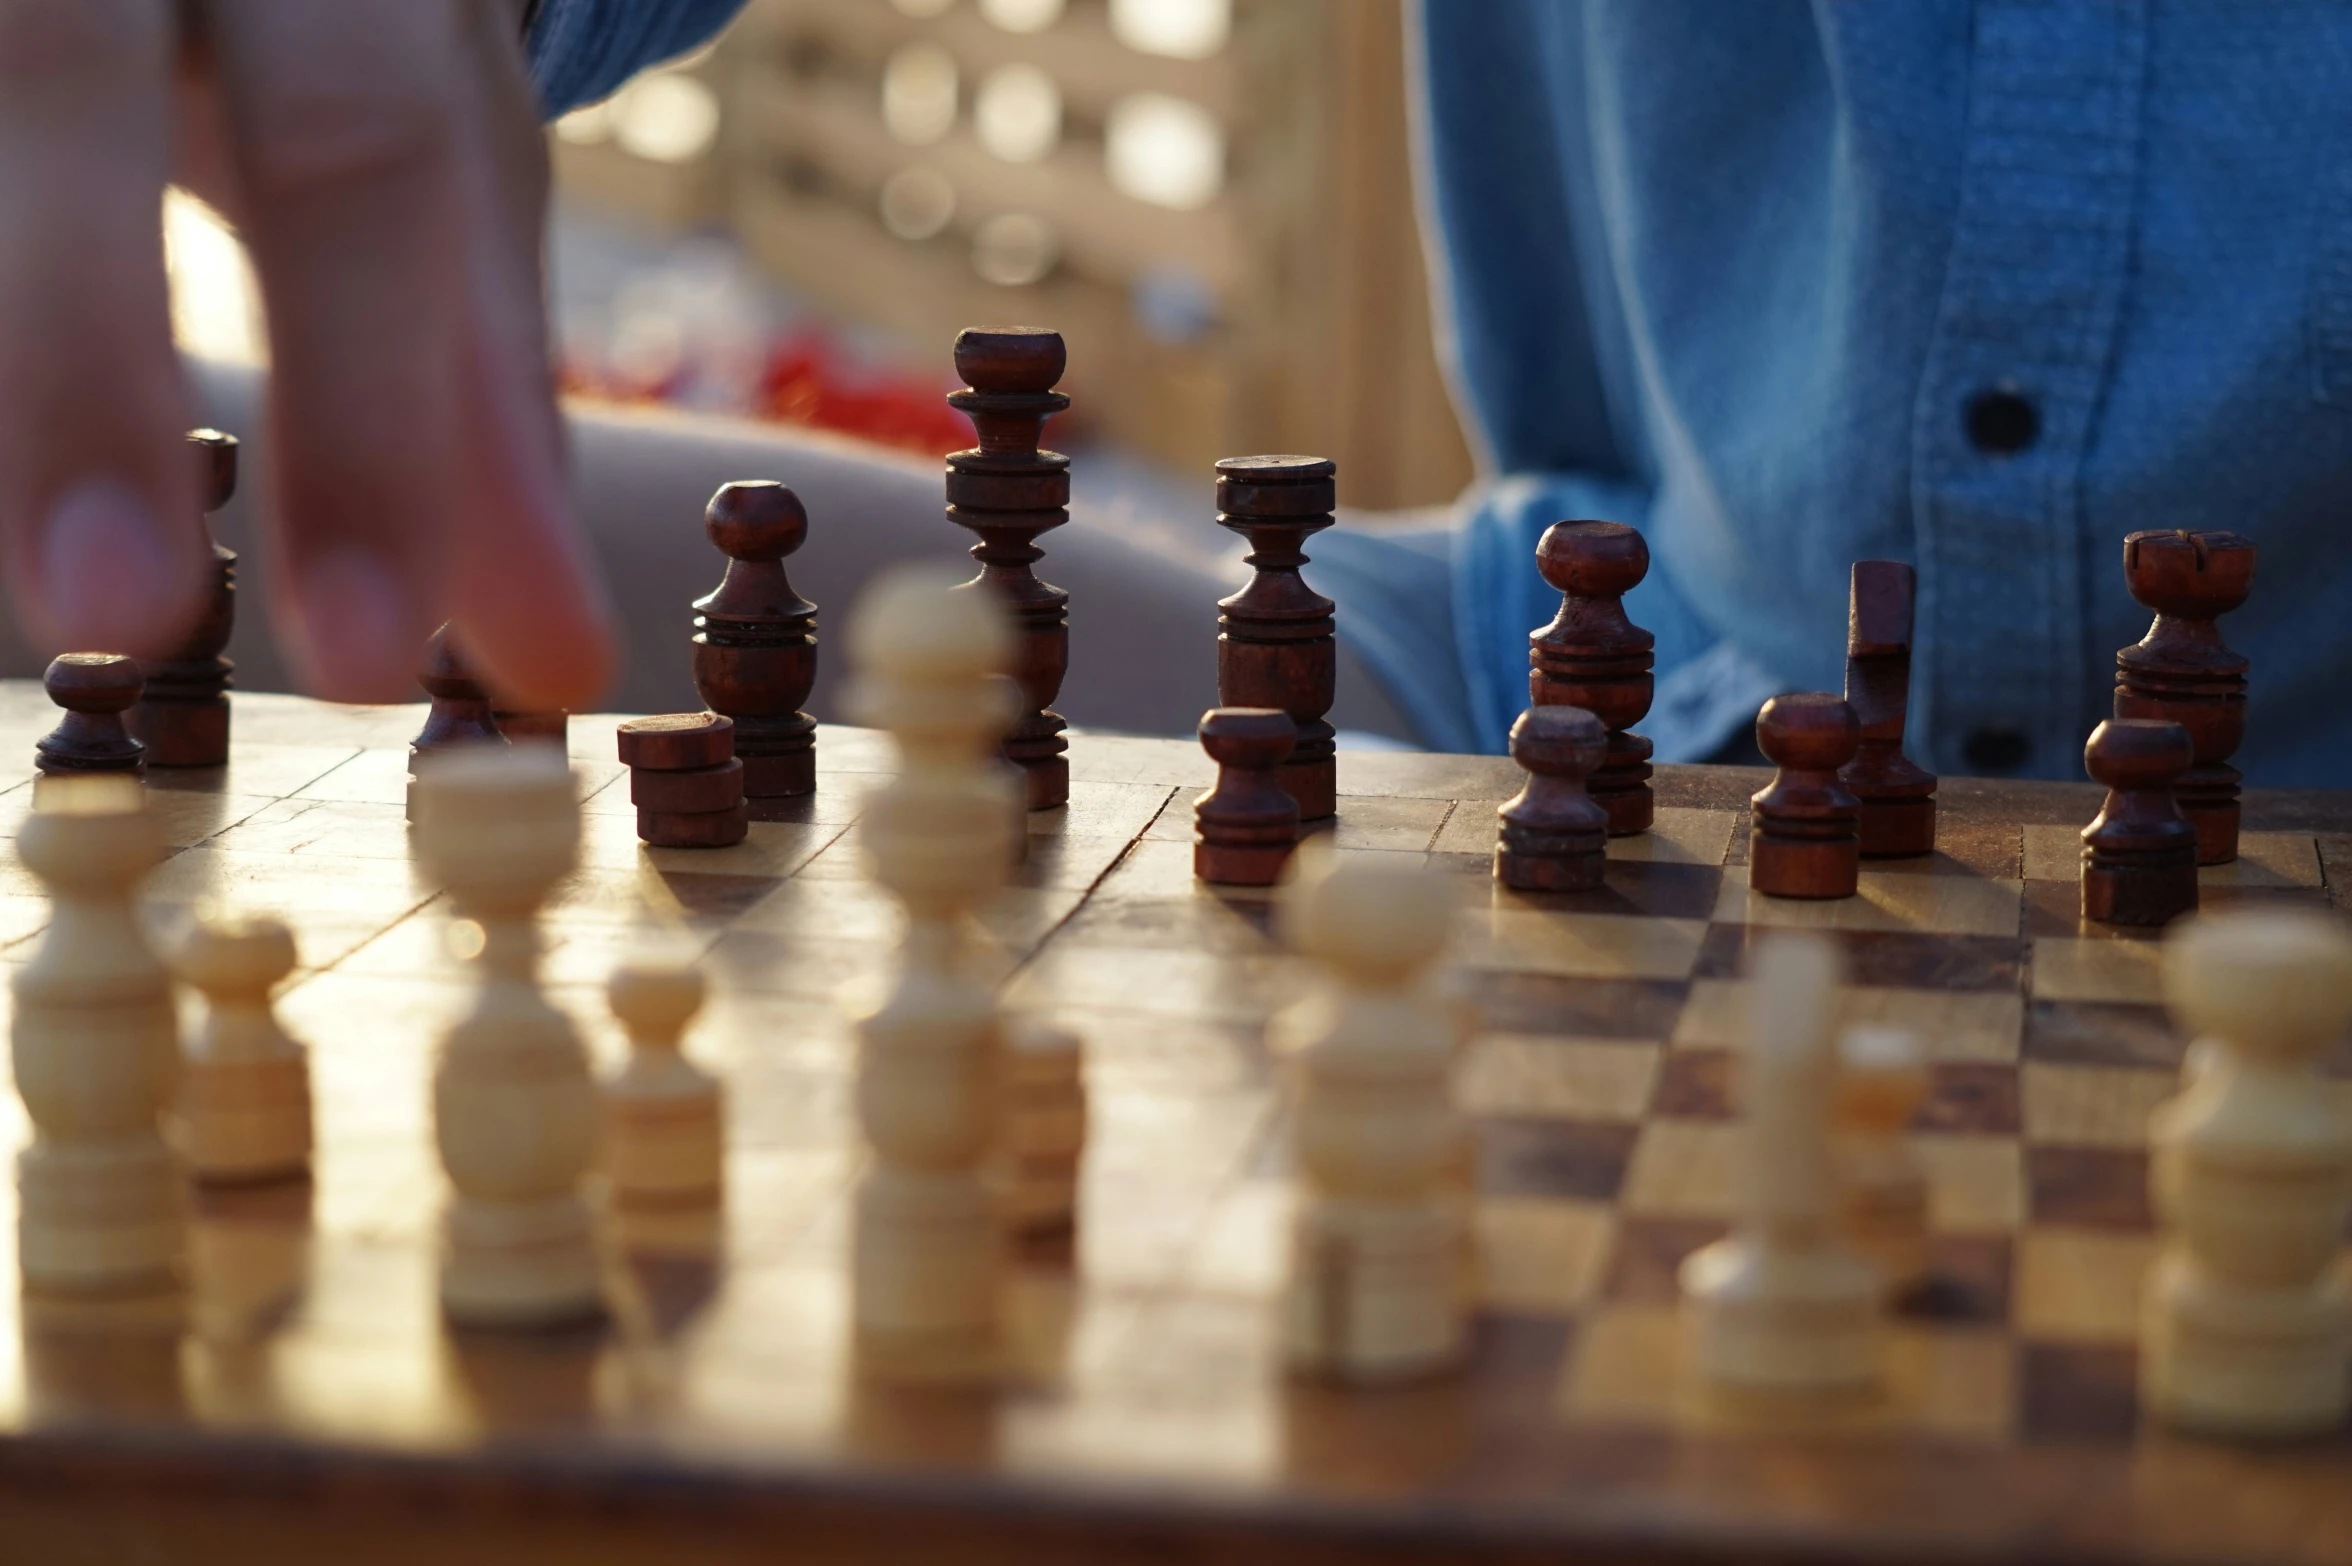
[1601,1215,1729,1304]
[2027,1146,2154,1231]
[2017,1343,2140,1442]
[1457,975,1690,1041]
[1693,925,2026,991]
[1650,1048,1733,1120]
[1917,1063,2023,1135]
[1898,1235,2014,1325]
[1475,1117,1641,1203]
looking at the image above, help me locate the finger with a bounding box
[0,0,208,657]
[206,0,469,701]
[442,0,615,712]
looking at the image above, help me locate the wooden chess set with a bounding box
[0,328,2347,1564]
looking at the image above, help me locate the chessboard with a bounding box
[0,681,2348,1566]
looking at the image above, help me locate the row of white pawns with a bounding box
[8,564,2350,1442]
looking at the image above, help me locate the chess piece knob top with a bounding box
[608,957,707,1044]
[1510,705,1606,776]
[1214,453,1337,485]
[2085,718,2193,790]
[2122,529,2255,621]
[705,481,807,561]
[1280,846,1457,989]
[44,652,143,713]
[1756,693,1861,772]
[189,428,238,512]
[2164,910,2352,1064]
[1199,707,1297,769]
[953,326,1066,393]
[175,910,297,996]
[1536,519,1649,599]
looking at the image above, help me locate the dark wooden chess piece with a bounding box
[2080,718,2198,927]
[1749,694,1862,899]
[1495,705,1608,892]
[36,654,145,778]
[129,429,237,767]
[1192,707,1300,886]
[2114,529,2253,866]
[947,327,1070,812]
[1839,560,1936,858]
[408,624,504,821]
[692,480,817,815]
[619,713,748,849]
[1530,520,1654,837]
[1215,455,1337,823]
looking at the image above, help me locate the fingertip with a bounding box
[280,545,432,703]
[29,478,208,658]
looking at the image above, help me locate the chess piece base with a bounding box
[1495,824,1606,891]
[1013,752,1070,813]
[1282,757,1337,825]
[1856,794,1936,859]
[608,1092,725,1211]
[638,802,751,849]
[127,699,229,768]
[440,1194,605,1326]
[2141,1252,2352,1439]
[1679,1233,1879,1393]
[18,1140,186,1295]
[1196,837,1295,886]
[179,1054,312,1183]
[1285,1202,1465,1384]
[854,1169,1003,1385]
[1750,833,1861,900]
[2082,849,2197,926]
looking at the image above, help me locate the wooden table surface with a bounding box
[0,685,2340,1566]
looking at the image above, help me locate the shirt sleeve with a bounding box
[526,0,754,118]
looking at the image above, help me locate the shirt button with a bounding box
[1964,388,2039,455]
[1963,728,2033,772]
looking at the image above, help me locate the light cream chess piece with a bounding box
[412,745,603,1326]
[2143,910,2352,1438]
[1001,1020,1086,1235]
[1681,933,1879,1394]
[1833,1024,1930,1297]
[10,774,184,1295]
[844,566,1021,1381]
[604,955,724,1212]
[1278,847,1466,1383]
[171,911,311,1184]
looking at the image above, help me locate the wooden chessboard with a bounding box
[0,683,2348,1565]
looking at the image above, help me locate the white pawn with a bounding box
[2144,910,2352,1438]
[10,774,184,1295]
[1278,847,1467,1383]
[171,911,311,1183]
[844,565,1020,1382]
[1681,934,1879,1393]
[1833,1024,1930,1297]
[412,745,603,1326]
[1000,1020,1086,1235]
[604,955,724,1212]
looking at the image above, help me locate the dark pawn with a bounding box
[692,481,818,814]
[37,655,145,777]
[1530,521,1654,836]
[2115,530,2254,867]
[1215,456,1337,823]
[1193,708,1300,886]
[948,327,1071,811]
[1749,694,1862,900]
[1839,560,1936,858]
[130,429,238,766]
[1495,706,1608,892]
[2080,719,2198,927]
[618,713,749,849]
[408,624,505,822]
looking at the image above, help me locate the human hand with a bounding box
[0,0,614,707]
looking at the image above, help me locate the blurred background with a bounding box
[172,0,1470,508]
[149,0,1471,721]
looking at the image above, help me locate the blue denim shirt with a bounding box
[528,0,748,118]
[539,1,2352,782]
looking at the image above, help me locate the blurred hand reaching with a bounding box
[0,0,614,707]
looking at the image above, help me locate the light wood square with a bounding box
[1607,808,1736,866]
[1621,1119,1736,1217]
[1671,981,2021,1063]
[2016,1229,2158,1343]
[1913,1135,2024,1233]
[2030,937,2162,1003]
[1459,1036,1661,1121]
[1457,908,1707,981]
[2022,825,2080,884]
[2203,832,2323,889]
[1712,866,2021,937]
[2022,1063,2178,1149]
[1475,1198,1616,1313]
